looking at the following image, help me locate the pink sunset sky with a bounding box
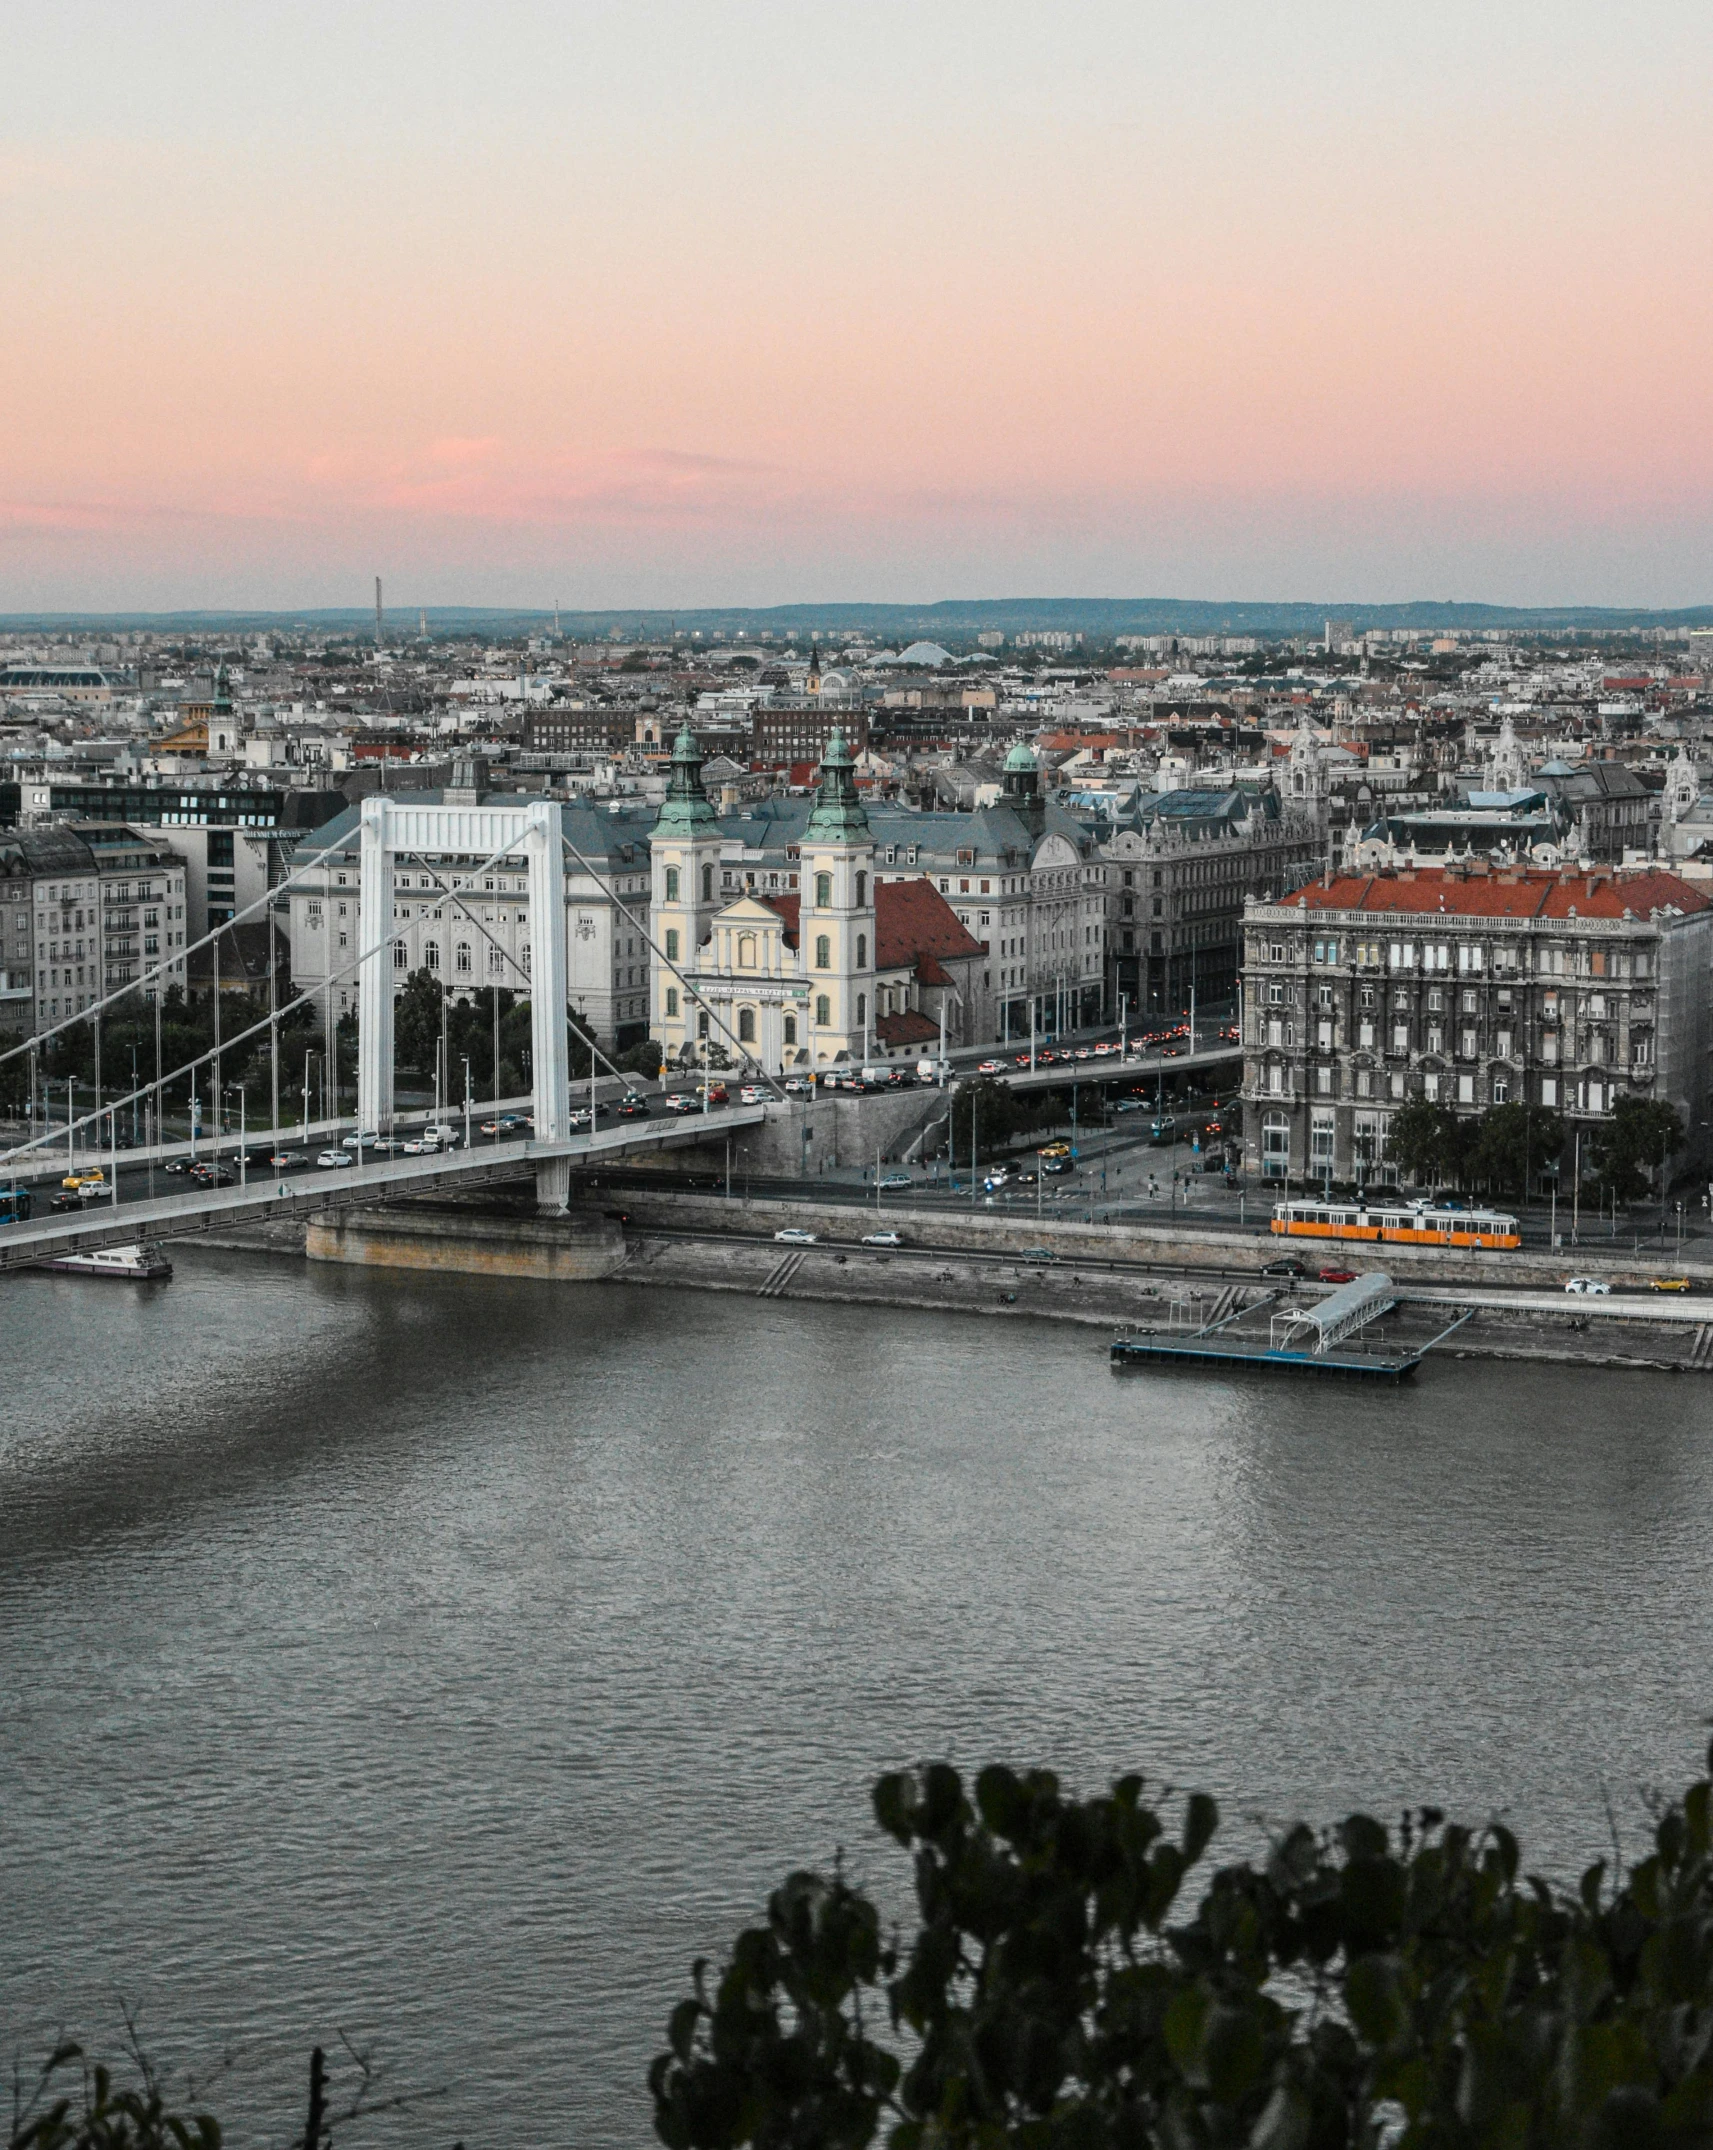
[4,0,1710,612]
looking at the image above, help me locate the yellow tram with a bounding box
[1271,1197,1521,1250]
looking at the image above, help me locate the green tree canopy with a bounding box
[1590,1095,1683,1206]
[652,1748,1713,2150]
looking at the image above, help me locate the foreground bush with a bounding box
[651,1748,1713,2149]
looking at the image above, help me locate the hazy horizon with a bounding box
[6,1,1710,613]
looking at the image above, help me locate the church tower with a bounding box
[801,730,875,1065]
[651,726,723,1062]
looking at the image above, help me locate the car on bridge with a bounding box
[862,1230,905,1248]
[977,1059,1006,1073]
[61,1168,106,1193]
[480,1115,522,1136]
[982,1170,1012,1193]
[265,1150,309,1169]
[738,1085,767,1105]
[1648,1276,1692,1292]
[1565,1276,1611,1295]
[663,1093,699,1114]
[774,1226,817,1244]
[618,1094,653,1117]
[189,1164,235,1187]
[1021,1247,1059,1263]
[316,1149,354,1169]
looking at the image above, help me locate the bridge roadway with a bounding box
[0,1107,767,1273]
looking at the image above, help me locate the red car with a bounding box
[1318,1267,1357,1285]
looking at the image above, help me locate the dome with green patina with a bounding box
[653,724,717,833]
[805,729,871,840]
[1003,740,1038,774]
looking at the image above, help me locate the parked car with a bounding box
[1564,1276,1611,1295]
[862,1230,905,1248]
[316,1149,354,1169]
[1262,1256,1308,1278]
[773,1226,817,1245]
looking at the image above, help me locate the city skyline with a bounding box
[6,0,1711,611]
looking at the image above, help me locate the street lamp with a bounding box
[462,1054,472,1149]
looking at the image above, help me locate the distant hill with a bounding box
[5,596,1711,638]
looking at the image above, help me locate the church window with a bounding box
[738,934,756,969]
[856,933,867,968]
[738,1007,756,1043]
[815,871,833,906]
[856,992,866,1026]
[855,871,867,905]
[702,865,713,902]
[815,934,830,969]
[783,1015,797,1045]
[665,866,680,902]
[815,994,830,1025]
[665,987,679,1018]
[665,929,680,962]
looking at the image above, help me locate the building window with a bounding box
[856,933,866,968]
[815,934,831,969]
[738,934,756,969]
[456,942,472,975]
[856,991,867,1026]
[701,865,713,902]
[426,941,439,971]
[815,993,830,1025]
[666,987,679,1018]
[738,1007,756,1043]
[1493,1076,1509,1103]
[856,871,867,905]
[665,866,680,902]
[783,1015,797,1044]
[665,929,680,962]
[815,871,833,906]
[488,947,504,975]
[393,942,406,969]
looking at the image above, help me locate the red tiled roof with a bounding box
[876,877,984,970]
[762,893,800,948]
[755,879,983,974]
[1286,868,1710,921]
[876,1008,940,1046]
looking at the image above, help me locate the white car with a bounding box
[977,1059,1006,1074]
[1565,1276,1612,1295]
[773,1226,817,1245]
[879,1171,912,1191]
[862,1229,905,1248]
[341,1130,380,1151]
[739,1085,766,1104]
[316,1149,353,1169]
[783,1076,813,1095]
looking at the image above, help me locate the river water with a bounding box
[3,1251,1710,2146]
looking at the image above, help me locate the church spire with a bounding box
[653,724,717,833]
[806,729,869,839]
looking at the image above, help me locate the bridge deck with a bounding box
[0,1108,766,1271]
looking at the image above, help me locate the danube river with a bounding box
[4,1251,1711,2145]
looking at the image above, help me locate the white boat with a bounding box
[39,1241,174,1281]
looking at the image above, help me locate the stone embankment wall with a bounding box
[307,1204,625,1279]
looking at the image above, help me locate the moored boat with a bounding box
[39,1241,173,1281]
